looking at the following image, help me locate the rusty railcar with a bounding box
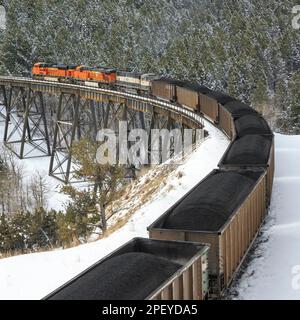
[176,82,210,112]
[148,170,267,297]
[218,134,274,204]
[44,238,210,300]
[199,90,236,124]
[151,78,183,102]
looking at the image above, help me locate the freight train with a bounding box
[36,62,274,300]
[32,62,158,93]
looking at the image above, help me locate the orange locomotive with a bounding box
[73,66,116,84]
[32,62,156,93]
[32,62,52,77]
[32,62,117,86]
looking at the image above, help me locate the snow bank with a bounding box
[232,133,300,300]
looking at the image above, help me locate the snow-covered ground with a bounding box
[0,119,229,300]
[232,133,300,300]
[0,121,68,212]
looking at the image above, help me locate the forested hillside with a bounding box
[0,0,299,132]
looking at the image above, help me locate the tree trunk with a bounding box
[100,202,107,232]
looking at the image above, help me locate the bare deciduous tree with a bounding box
[0,146,26,215]
[29,171,49,211]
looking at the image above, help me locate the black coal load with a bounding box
[154,77,185,87]
[207,90,236,105]
[48,252,181,300]
[162,171,256,232]
[223,100,258,117]
[234,114,272,137]
[221,134,272,165]
[181,81,211,94]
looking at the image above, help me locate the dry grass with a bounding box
[0,246,55,260]
[176,170,184,179]
[103,162,179,238]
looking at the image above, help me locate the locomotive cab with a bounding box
[141,73,159,91]
[32,62,52,78]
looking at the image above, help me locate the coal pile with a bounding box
[154,77,185,86]
[48,252,181,300]
[162,172,256,232]
[180,81,211,94]
[235,114,272,137]
[208,91,236,105]
[221,135,272,165]
[223,101,257,116]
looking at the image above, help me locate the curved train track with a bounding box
[0,76,274,300]
[0,76,203,127]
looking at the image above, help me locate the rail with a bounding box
[0,76,204,128]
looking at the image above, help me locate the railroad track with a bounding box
[0,76,204,128]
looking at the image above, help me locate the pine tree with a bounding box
[61,139,125,234]
[0,0,299,131]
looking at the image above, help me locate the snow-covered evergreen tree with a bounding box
[0,1,299,128]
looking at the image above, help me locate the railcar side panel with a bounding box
[219,104,234,139]
[199,94,219,123]
[176,86,199,111]
[219,172,267,288]
[152,80,177,102]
